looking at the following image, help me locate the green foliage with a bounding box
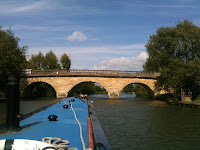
[60,53,71,70]
[0,27,27,92]
[94,85,107,94]
[44,50,61,70]
[68,82,107,97]
[123,84,135,93]
[133,84,149,98]
[123,84,149,98]
[154,93,174,101]
[143,20,200,99]
[193,96,200,104]
[28,50,62,70]
[28,51,45,69]
[32,83,56,98]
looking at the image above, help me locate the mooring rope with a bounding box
[42,99,91,150]
[65,99,92,150]
[71,103,86,150]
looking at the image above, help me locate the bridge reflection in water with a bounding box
[20,69,161,99]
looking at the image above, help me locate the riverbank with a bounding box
[167,100,200,108]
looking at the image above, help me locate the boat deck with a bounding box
[0,97,89,150]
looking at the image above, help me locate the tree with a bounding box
[0,27,27,92]
[28,51,45,70]
[123,84,149,97]
[60,53,71,70]
[43,50,61,70]
[32,83,56,98]
[133,84,149,98]
[68,82,107,96]
[123,84,134,93]
[143,20,200,99]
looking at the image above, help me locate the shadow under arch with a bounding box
[67,81,108,97]
[121,82,154,99]
[22,82,56,98]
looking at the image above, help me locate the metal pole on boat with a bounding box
[6,75,20,130]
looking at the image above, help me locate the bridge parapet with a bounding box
[22,69,159,78]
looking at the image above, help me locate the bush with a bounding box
[193,96,200,104]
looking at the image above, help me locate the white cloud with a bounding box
[90,52,148,71]
[67,31,87,42]
[0,1,47,14]
[145,4,197,8]
[28,44,146,70]
[29,44,145,55]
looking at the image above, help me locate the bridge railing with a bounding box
[22,69,159,78]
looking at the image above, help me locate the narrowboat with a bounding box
[0,97,111,150]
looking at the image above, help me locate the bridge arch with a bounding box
[20,78,60,98]
[64,78,110,97]
[20,76,158,99]
[104,78,157,99]
[67,81,108,97]
[22,81,56,98]
[121,82,154,98]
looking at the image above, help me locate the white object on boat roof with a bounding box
[0,139,56,150]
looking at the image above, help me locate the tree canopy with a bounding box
[60,53,71,70]
[68,82,107,97]
[143,20,200,99]
[28,51,45,70]
[44,50,61,70]
[28,51,71,70]
[0,27,27,92]
[123,84,149,98]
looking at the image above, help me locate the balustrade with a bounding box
[22,69,159,78]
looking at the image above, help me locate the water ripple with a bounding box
[93,95,200,150]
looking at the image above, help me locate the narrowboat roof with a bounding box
[0,97,89,150]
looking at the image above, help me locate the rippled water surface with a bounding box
[91,94,200,150]
[20,98,61,114]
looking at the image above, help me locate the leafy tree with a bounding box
[133,84,149,98]
[94,85,107,94]
[28,51,45,70]
[68,82,107,96]
[143,20,200,99]
[123,84,149,97]
[32,83,56,98]
[123,84,134,93]
[60,53,71,70]
[0,27,27,92]
[43,50,61,70]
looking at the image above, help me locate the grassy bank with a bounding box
[154,93,174,101]
[193,96,200,104]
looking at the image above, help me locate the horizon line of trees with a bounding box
[27,51,71,70]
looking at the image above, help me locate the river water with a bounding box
[90,94,200,150]
[2,94,200,150]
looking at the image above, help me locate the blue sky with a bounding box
[1,0,200,70]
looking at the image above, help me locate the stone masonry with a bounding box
[20,76,158,99]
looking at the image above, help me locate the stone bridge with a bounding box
[20,70,160,99]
